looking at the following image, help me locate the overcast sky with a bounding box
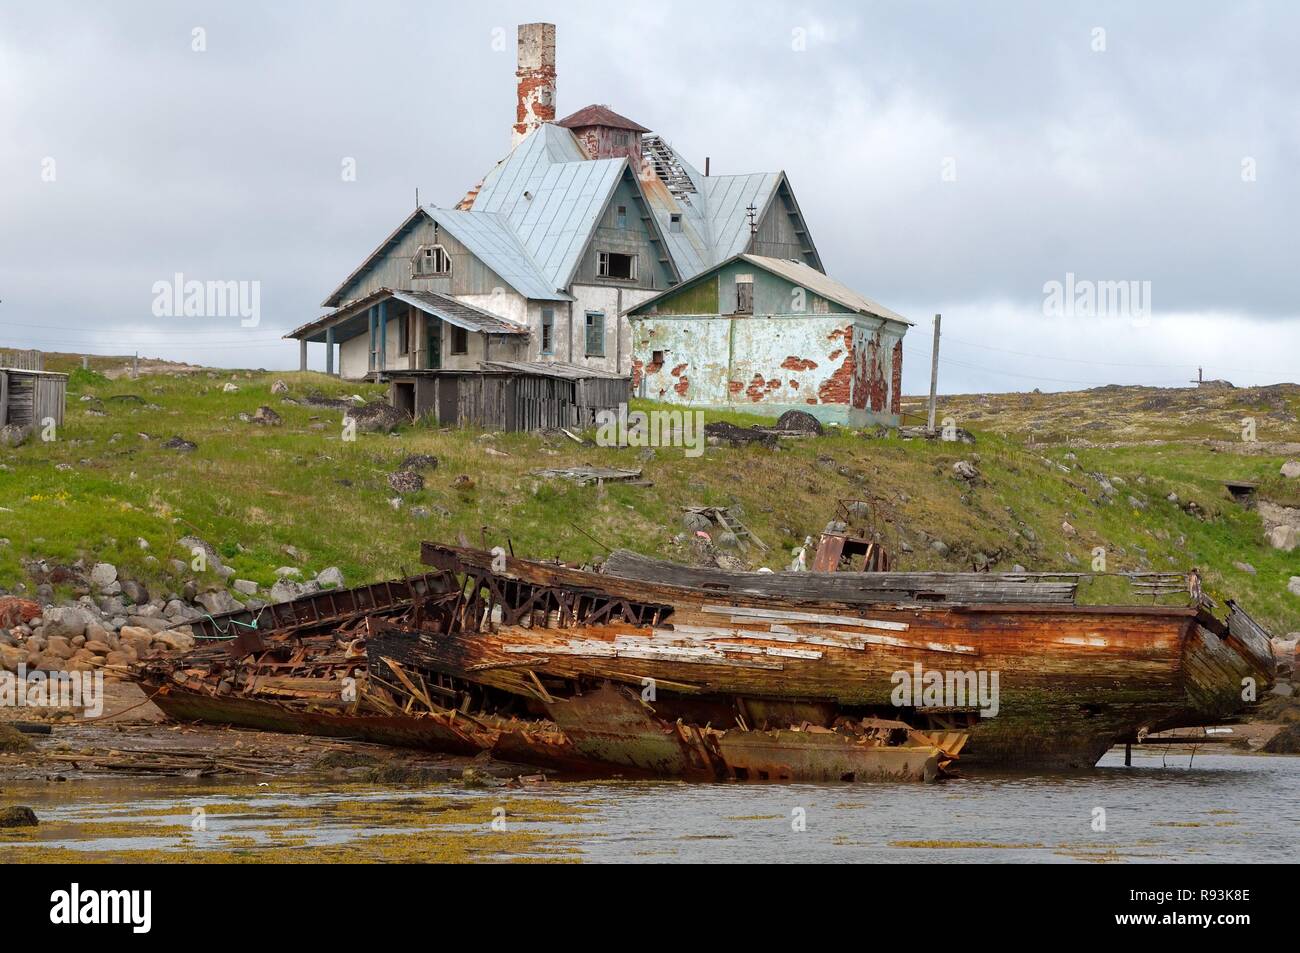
[2,1,1297,393]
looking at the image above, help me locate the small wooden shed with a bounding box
[389,360,629,431]
[1,351,68,430]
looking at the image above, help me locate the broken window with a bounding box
[597,251,637,280]
[585,311,606,357]
[412,245,452,277]
[735,274,754,314]
[450,325,468,355]
[669,213,682,233]
[616,205,627,228]
[541,308,554,354]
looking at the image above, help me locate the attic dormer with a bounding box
[557,104,650,162]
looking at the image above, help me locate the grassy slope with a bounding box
[2,368,1298,635]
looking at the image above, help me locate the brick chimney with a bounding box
[513,23,556,147]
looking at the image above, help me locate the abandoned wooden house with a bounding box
[627,255,912,427]
[285,22,843,427]
[0,350,67,432]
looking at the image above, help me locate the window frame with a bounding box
[540,308,554,355]
[412,244,452,278]
[584,310,606,358]
[449,324,469,356]
[596,251,638,281]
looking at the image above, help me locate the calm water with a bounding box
[8,749,1298,863]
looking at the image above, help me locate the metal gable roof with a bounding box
[738,255,913,325]
[389,290,529,335]
[424,207,569,301]
[471,128,627,291]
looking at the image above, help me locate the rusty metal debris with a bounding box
[129,532,1275,777]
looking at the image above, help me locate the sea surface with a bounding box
[6,748,1297,863]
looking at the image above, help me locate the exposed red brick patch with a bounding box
[806,397,818,405]
[631,358,644,390]
[674,375,689,397]
[645,353,663,374]
[781,355,818,371]
[728,380,744,394]
[789,380,799,389]
[746,373,769,402]
[828,349,843,362]
[670,363,688,377]
[818,326,855,406]
[891,339,903,414]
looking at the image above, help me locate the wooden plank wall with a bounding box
[0,370,65,427]
[402,371,629,432]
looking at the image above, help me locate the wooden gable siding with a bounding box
[749,181,816,267]
[571,174,674,291]
[336,217,514,305]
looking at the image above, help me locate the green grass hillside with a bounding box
[2,366,1298,635]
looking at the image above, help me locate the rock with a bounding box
[270,379,289,395]
[274,566,302,578]
[1166,492,1179,503]
[153,630,196,652]
[1289,577,1300,598]
[195,590,243,615]
[1,644,27,671]
[343,402,407,433]
[41,607,89,640]
[1269,525,1299,552]
[1061,521,1076,537]
[388,470,424,494]
[1271,682,1295,698]
[251,405,282,426]
[118,627,155,653]
[952,460,979,481]
[121,579,149,604]
[1234,561,1256,574]
[1127,495,1147,511]
[90,562,118,588]
[44,635,76,660]
[682,512,712,532]
[316,567,344,589]
[163,435,197,452]
[452,475,475,491]
[399,454,438,471]
[232,579,259,596]
[929,539,950,557]
[179,536,223,569]
[167,558,188,575]
[0,806,38,828]
[1281,460,1300,479]
[222,382,239,393]
[83,640,112,655]
[126,615,171,632]
[715,531,740,550]
[0,424,30,448]
[774,410,823,435]
[270,579,306,604]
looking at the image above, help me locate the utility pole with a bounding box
[926,313,941,434]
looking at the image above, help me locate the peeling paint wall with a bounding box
[631,314,906,427]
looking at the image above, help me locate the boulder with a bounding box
[1061,521,1076,537]
[399,454,438,471]
[0,806,38,828]
[1233,561,1256,574]
[316,566,344,589]
[41,607,89,640]
[270,579,306,604]
[1269,525,1299,552]
[343,402,407,434]
[952,460,979,481]
[1289,577,1300,598]
[0,424,30,448]
[117,626,156,653]
[121,579,149,605]
[153,630,196,652]
[251,405,282,426]
[195,590,243,616]
[388,470,424,494]
[222,382,239,393]
[270,379,289,395]
[89,562,118,589]
[232,579,259,596]
[1281,460,1300,479]
[774,410,823,435]
[43,635,76,660]
[162,435,197,452]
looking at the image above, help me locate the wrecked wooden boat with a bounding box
[132,527,1273,774]
[414,541,1274,769]
[132,578,964,782]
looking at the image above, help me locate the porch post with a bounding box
[325,326,335,375]
[378,300,387,371]
[299,338,307,372]
[367,308,376,371]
